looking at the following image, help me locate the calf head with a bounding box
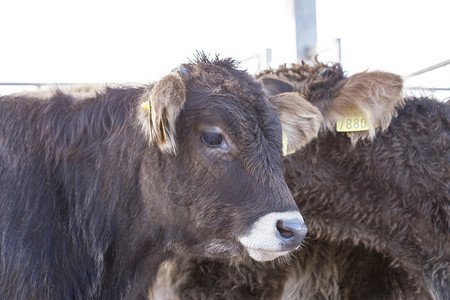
[138,55,321,262]
[259,61,404,144]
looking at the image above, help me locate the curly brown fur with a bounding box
[266,62,447,298]
[281,239,431,300]
[258,60,345,115]
[167,258,286,300]
[282,96,449,299]
[259,62,405,145]
[159,237,429,300]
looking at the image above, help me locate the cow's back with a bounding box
[284,97,449,298]
[1,95,57,298]
[0,93,113,299]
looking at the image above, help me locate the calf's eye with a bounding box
[201,132,223,148]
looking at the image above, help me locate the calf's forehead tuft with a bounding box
[182,56,265,102]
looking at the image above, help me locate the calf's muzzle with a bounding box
[238,211,307,262]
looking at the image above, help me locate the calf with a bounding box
[0,55,315,299]
[262,62,449,299]
[164,61,449,299]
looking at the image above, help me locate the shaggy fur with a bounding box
[160,62,449,300]
[0,54,312,299]
[166,240,427,300]
[260,62,448,299]
[281,96,449,300]
[259,61,405,143]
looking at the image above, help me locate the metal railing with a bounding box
[404,59,450,79]
[0,82,93,87]
[1,59,448,95]
[403,59,450,98]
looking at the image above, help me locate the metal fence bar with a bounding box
[0,82,90,87]
[406,87,450,91]
[404,59,450,79]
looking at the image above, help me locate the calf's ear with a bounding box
[324,71,404,142]
[260,77,295,97]
[140,69,186,154]
[269,92,323,154]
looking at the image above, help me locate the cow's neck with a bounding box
[102,224,169,299]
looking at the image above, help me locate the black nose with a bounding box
[276,219,307,250]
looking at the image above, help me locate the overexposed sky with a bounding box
[0,0,295,83]
[0,0,449,98]
[316,0,449,74]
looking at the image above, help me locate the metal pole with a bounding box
[294,0,317,61]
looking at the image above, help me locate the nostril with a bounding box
[276,220,296,239]
[239,212,307,260]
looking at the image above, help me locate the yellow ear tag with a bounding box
[336,109,370,133]
[141,101,150,111]
[160,119,167,144]
[282,132,295,156]
[141,100,154,146]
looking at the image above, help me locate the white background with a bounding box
[1,0,449,99]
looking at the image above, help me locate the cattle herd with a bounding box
[0,53,448,300]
